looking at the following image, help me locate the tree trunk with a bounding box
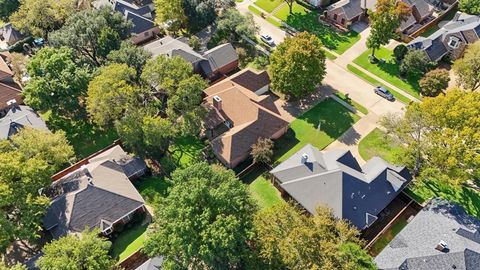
[371,47,376,57]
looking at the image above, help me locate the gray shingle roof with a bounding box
[200,43,238,76]
[0,105,49,140]
[270,144,412,229]
[43,145,146,238]
[114,0,156,34]
[327,0,365,20]
[135,257,164,270]
[375,199,480,270]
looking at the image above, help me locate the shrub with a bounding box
[419,69,450,97]
[400,49,434,77]
[393,44,408,61]
[188,36,201,51]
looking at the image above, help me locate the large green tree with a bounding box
[23,47,92,118]
[0,0,19,21]
[10,0,77,38]
[399,49,433,78]
[419,68,450,97]
[0,262,26,270]
[183,0,234,31]
[0,128,74,252]
[381,90,480,184]
[254,203,375,269]
[37,229,114,270]
[216,8,257,43]
[107,41,151,78]
[153,0,187,32]
[459,0,480,15]
[366,0,410,57]
[268,32,326,99]
[453,40,480,91]
[49,6,132,66]
[143,163,257,270]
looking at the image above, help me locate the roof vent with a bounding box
[6,99,16,106]
[87,177,93,186]
[435,240,449,253]
[213,95,222,111]
[301,153,308,164]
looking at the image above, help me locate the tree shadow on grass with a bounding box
[375,56,421,93]
[284,12,358,51]
[272,128,300,162]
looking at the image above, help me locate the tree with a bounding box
[393,44,408,61]
[37,229,114,270]
[216,8,257,43]
[86,63,142,126]
[453,40,480,90]
[143,163,257,269]
[153,0,187,32]
[381,90,480,184]
[268,32,326,99]
[6,52,27,82]
[459,0,480,15]
[0,128,74,252]
[107,41,151,78]
[183,0,234,31]
[10,0,77,38]
[253,203,375,269]
[251,138,274,164]
[400,49,433,77]
[141,55,193,95]
[284,0,295,14]
[419,69,450,97]
[49,6,132,66]
[188,35,201,51]
[0,262,26,270]
[23,47,92,118]
[366,0,410,57]
[0,0,19,21]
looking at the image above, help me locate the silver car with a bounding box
[260,34,275,47]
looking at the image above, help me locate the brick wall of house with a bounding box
[326,8,349,26]
[462,29,479,44]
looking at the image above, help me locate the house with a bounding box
[43,144,147,238]
[203,68,288,168]
[143,36,239,80]
[0,53,23,117]
[270,144,413,229]
[325,0,433,31]
[0,105,48,140]
[408,12,480,61]
[135,257,164,270]
[375,199,480,269]
[0,23,26,46]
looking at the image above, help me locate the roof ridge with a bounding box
[0,82,22,92]
[281,169,342,185]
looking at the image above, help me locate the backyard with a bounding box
[273,98,360,162]
[110,224,148,263]
[134,175,170,205]
[168,136,206,167]
[353,47,421,99]
[368,217,408,256]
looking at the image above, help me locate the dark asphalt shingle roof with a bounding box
[135,257,164,270]
[200,43,238,76]
[113,0,155,34]
[0,105,49,140]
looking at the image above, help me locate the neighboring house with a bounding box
[203,68,288,168]
[400,0,434,34]
[0,52,23,117]
[0,23,26,46]
[375,199,480,269]
[43,144,147,238]
[143,36,239,80]
[135,256,164,270]
[0,105,48,140]
[307,0,329,7]
[270,144,413,230]
[408,12,480,61]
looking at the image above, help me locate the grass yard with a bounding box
[334,92,368,115]
[254,0,284,12]
[273,4,360,54]
[358,128,404,164]
[266,16,283,27]
[346,64,412,104]
[248,5,263,16]
[241,166,284,209]
[134,175,170,205]
[274,98,360,162]
[369,218,408,256]
[353,47,421,99]
[169,136,205,167]
[111,224,148,263]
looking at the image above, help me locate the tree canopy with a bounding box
[251,138,274,164]
[216,8,257,43]
[419,68,450,97]
[107,41,151,78]
[459,0,480,15]
[10,0,77,38]
[143,163,257,270]
[49,6,132,66]
[254,203,375,269]
[453,40,480,90]
[0,0,19,21]
[366,0,409,56]
[400,49,433,78]
[153,0,187,32]
[381,90,480,184]
[23,47,92,118]
[0,262,26,270]
[37,229,114,270]
[183,0,234,31]
[268,32,326,99]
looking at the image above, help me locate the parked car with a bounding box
[374,86,394,101]
[260,34,275,47]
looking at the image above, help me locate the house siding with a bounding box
[131,27,161,45]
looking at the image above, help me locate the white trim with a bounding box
[100,204,144,233]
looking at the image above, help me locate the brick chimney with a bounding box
[213,95,222,111]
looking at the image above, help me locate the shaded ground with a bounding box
[110,224,148,263]
[134,175,170,205]
[168,136,206,167]
[239,164,284,209]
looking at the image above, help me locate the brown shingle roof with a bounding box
[230,69,270,93]
[0,82,22,111]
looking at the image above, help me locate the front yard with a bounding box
[353,47,421,99]
[255,0,283,12]
[274,98,360,162]
[358,128,404,164]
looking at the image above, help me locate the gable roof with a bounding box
[0,23,26,45]
[204,69,288,167]
[200,43,238,75]
[136,256,164,270]
[327,0,366,20]
[43,145,146,238]
[270,144,412,229]
[0,105,48,140]
[375,199,480,269]
[114,0,156,34]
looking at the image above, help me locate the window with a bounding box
[448,36,460,49]
[104,227,113,235]
[144,31,150,37]
[122,214,132,223]
[333,14,338,21]
[341,18,345,25]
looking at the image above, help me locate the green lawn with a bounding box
[266,16,283,27]
[111,224,148,263]
[274,98,360,162]
[358,128,404,164]
[241,166,284,209]
[248,5,263,16]
[369,218,408,256]
[169,136,205,167]
[334,92,368,115]
[274,6,360,54]
[346,64,412,104]
[353,47,421,99]
[134,175,170,205]
[254,0,284,12]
